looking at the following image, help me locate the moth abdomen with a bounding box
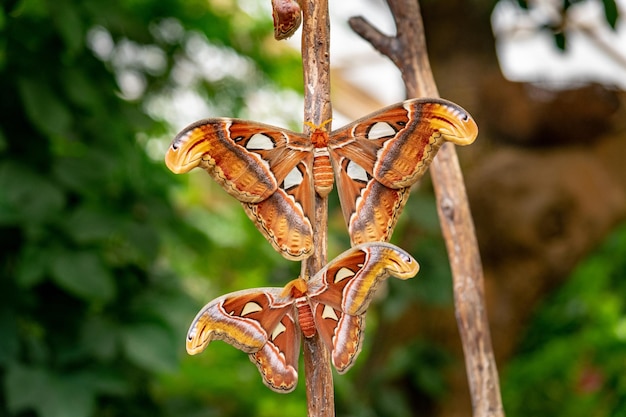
[295,298,316,338]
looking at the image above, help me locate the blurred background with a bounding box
[1,0,625,416]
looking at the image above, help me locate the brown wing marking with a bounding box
[332,156,410,245]
[328,98,478,190]
[310,243,419,317]
[166,119,278,203]
[371,99,478,188]
[347,181,410,246]
[312,303,364,373]
[242,184,314,261]
[186,288,292,355]
[250,311,301,392]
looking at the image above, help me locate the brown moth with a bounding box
[165,98,478,260]
[186,242,419,393]
[271,0,301,40]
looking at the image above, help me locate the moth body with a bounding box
[312,149,334,197]
[282,277,316,337]
[295,297,316,338]
[310,128,334,197]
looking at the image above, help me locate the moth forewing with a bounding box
[185,287,292,355]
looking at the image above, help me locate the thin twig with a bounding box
[350,1,505,416]
[300,0,335,415]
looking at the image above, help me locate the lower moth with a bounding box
[186,242,419,392]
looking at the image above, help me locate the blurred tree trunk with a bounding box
[350,1,626,416]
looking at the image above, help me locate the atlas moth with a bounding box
[166,97,478,260]
[186,242,419,392]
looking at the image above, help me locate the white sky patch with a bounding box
[183,33,257,84]
[285,0,405,106]
[492,0,626,89]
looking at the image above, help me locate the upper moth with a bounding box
[166,98,478,260]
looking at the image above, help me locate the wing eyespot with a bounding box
[282,166,304,190]
[366,122,396,140]
[246,133,275,150]
[270,322,287,340]
[334,267,356,283]
[346,161,369,183]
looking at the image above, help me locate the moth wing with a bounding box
[166,118,311,203]
[331,155,411,245]
[309,242,419,319]
[186,287,301,392]
[166,118,315,260]
[309,243,419,372]
[242,153,315,261]
[250,310,301,393]
[312,301,364,373]
[328,98,478,190]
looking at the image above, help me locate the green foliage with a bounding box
[0,0,303,415]
[601,0,620,28]
[502,222,626,417]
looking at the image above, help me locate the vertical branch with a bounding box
[300,0,335,415]
[349,1,505,416]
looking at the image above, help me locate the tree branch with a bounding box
[300,0,335,415]
[350,1,505,416]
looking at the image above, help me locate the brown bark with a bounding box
[300,0,335,415]
[349,1,505,416]
[297,0,626,415]
[338,1,626,416]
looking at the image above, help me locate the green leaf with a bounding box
[17,77,73,137]
[0,126,6,153]
[41,375,96,417]
[51,0,83,55]
[16,245,49,287]
[121,324,178,373]
[11,0,48,18]
[0,36,6,72]
[5,364,50,414]
[0,162,65,224]
[5,365,96,417]
[80,315,119,360]
[124,220,160,262]
[62,67,103,109]
[602,0,619,29]
[50,250,116,302]
[554,31,566,51]
[89,369,131,396]
[52,154,105,191]
[64,205,121,244]
[0,310,19,365]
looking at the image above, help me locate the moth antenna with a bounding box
[304,118,333,131]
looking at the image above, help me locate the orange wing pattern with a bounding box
[166,98,477,258]
[185,243,419,392]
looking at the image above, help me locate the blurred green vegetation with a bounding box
[0,0,306,415]
[502,222,626,417]
[2,0,624,416]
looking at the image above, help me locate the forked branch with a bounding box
[350,1,505,416]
